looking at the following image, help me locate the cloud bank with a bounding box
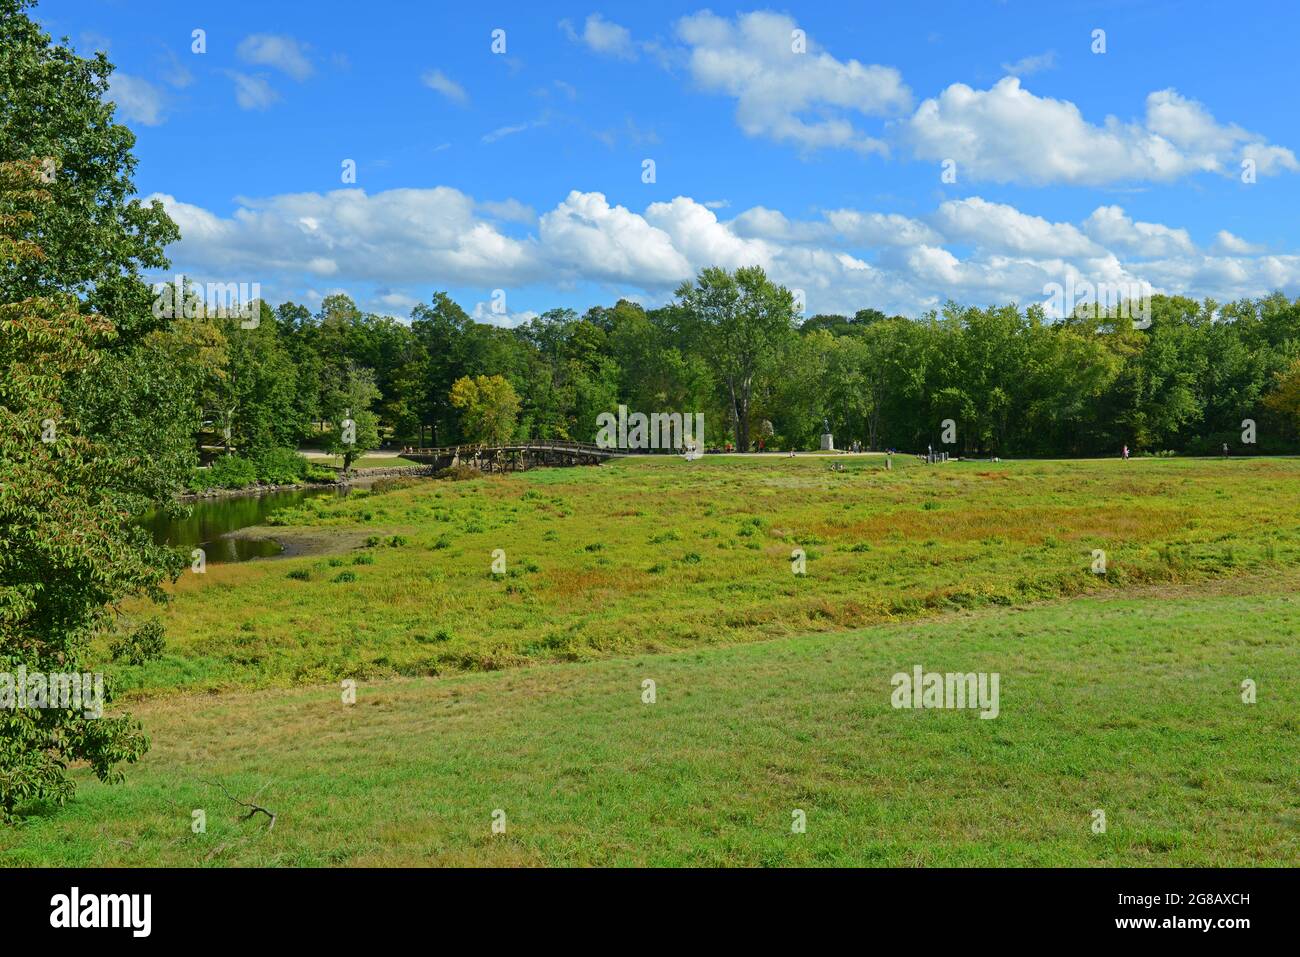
[149,185,1299,321]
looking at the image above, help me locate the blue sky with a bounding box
[39,0,1300,322]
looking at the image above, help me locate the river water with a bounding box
[139,486,345,563]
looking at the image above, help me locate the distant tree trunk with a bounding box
[729,376,752,451]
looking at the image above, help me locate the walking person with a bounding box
[1122,444,1129,461]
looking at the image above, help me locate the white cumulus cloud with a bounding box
[905,77,1295,185]
[674,10,911,155]
[935,197,1102,258]
[147,186,1300,321]
[539,191,692,286]
[149,187,542,288]
[1212,230,1263,255]
[1083,206,1196,257]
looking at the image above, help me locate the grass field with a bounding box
[3,455,1298,865]
[316,455,423,470]
[111,455,1299,696]
[3,573,1296,865]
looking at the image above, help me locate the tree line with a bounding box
[178,271,1300,461]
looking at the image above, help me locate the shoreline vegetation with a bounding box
[179,463,433,500]
[181,448,431,498]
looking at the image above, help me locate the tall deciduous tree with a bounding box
[449,374,521,445]
[0,0,193,490]
[411,292,472,445]
[675,266,798,452]
[1265,357,1300,426]
[0,0,178,344]
[0,1,195,819]
[325,363,381,473]
[1,161,179,819]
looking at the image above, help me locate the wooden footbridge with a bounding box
[400,440,620,473]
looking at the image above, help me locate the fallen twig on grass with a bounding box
[201,778,277,831]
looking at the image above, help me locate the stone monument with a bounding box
[819,418,834,452]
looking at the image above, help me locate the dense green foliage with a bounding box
[1,1,190,817]
[178,280,1300,458]
[323,363,380,472]
[0,163,180,818]
[186,447,327,491]
[675,265,801,451]
[249,447,313,485]
[448,374,521,445]
[108,620,165,667]
[0,0,178,344]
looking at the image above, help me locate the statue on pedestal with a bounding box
[820,418,834,452]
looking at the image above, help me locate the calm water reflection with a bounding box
[140,486,345,563]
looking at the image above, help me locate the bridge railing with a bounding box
[400,440,612,456]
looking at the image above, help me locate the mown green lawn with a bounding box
[4,574,1296,866]
[314,455,423,469]
[110,455,1300,697]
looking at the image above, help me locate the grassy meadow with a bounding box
[3,574,1296,865]
[4,454,1298,865]
[311,454,424,470]
[112,454,1298,695]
